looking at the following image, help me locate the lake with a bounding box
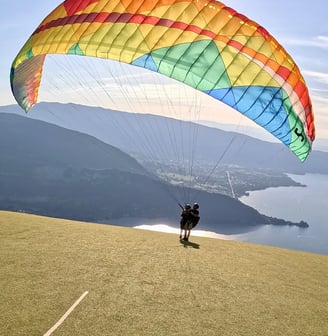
[237,174,328,256]
[132,174,328,256]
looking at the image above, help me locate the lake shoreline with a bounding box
[106,174,328,255]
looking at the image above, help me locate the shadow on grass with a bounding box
[179,238,200,249]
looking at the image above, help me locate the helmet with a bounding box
[185,204,191,209]
[193,203,199,209]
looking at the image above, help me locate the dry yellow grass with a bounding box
[1,210,327,336]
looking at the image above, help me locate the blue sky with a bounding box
[1,0,327,140]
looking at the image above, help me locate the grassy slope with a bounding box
[1,211,327,336]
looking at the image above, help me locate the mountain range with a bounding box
[0,110,308,234]
[3,103,327,175]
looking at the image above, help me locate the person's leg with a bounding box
[180,220,184,239]
[186,229,191,241]
[183,226,188,240]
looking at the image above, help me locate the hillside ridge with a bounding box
[1,210,327,336]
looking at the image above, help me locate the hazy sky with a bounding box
[1,1,327,138]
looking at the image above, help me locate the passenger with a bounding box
[190,203,200,229]
[180,204,192,241]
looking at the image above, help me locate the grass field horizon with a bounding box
[1,210,327,335]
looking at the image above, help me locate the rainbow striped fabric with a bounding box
[10,0,315,161]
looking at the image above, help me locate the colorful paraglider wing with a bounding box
[10,0,315,161]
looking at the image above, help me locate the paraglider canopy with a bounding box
[10,0,315,161]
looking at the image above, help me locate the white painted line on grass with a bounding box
[43,291,89,336]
